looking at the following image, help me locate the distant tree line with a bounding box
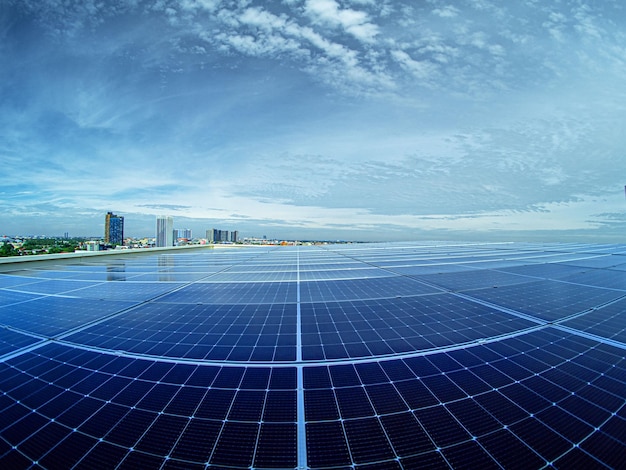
[0,242,17,257]
[0,238,86,257]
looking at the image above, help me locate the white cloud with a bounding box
[573,4,603,40]
[391,50,437,80]
[4,0,626,240]
[239,6,288,31]
[179,0,221,13]
[304,0,379,43]
[432,6,459,18]
[542,11,568,42]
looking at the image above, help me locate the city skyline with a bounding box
[2,2,626,242]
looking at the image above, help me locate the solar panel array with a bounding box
[1,242,625,469]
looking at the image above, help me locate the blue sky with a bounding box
[2,0,626,241]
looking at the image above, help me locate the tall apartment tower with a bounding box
[156,216,174,247]
[208,228,237,243]
[105,212,124,245]
[175,228,192,240]
[211,228,221,243]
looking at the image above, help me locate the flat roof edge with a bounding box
[0,245,217,271]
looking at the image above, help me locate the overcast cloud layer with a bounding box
[2,0,626,241]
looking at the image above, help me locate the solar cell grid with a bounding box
[561,298,626,343]
[56,272,136,281]
[467,280,624,322]
[391,264,476,275]
[0,329,40,357]
[222,262,298,271]
[300,294,536,360]
[72,282,185,301]
[125,272,211,282]
[299,267,394,280]
[560,269,626,291]
[64,302,297,361]
[1,242,626,469]
[205,271,297,282]
[562,255,626,269]
[157,281,298,304]
[4,270,91,282]
[608,260,626,271]
[300,276,441,302]
[0,297,138,336]
[418,268,536,291]
[0,274,50,288]
[501,263,586,279]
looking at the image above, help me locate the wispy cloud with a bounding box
[304,0,379,43]
[136,204,192,212]
[2,0,626,240]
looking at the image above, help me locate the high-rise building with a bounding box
[212,228,222,243]
[156,216,174,247]
[85,241,100,252]
[105,212,124,246]
[175,229,192,240]
[208,228,237,243]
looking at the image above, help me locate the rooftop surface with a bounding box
[1,242,625,468]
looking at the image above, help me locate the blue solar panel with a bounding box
[500,263,586,279]
[417,268,535,291]
[466,280,624,321]
[0,297,139,336]
[560,269,626,291]
[562,255,626,269]
[561,297,626,343]
[1,242,625,469]
[158,281,298,304]
[6,279,100,295]
[300,295,535,360]
[0,275,48,289]
[300,276,441,301]
[0,289,42,307]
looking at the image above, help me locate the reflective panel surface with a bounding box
[1,242,625,468]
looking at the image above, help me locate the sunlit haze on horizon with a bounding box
[2,0,626,241]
